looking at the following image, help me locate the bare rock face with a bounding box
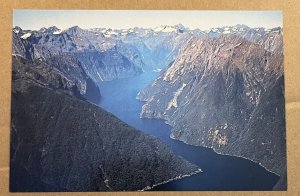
[75,48,143,82]
[10,56,200,191]
[12,24,203,82]
[226,76,286,188]
[138,28,286,189]
[12,26,143,82]
[12,55,101,104]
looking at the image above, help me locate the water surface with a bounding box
[98,72,279,191]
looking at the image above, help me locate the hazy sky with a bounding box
[13,10,282,30]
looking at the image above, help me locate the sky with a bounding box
[13,10,282,31]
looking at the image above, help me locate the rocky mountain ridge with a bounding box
[10,55,201,191]
[12,54,101,104]
[11,23,286,190]
[13,24,281,82]
[12,26,143,82]
[137,28,286,189]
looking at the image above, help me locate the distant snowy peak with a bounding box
[265,27,282,33]
[120,29,133,36]
[53,29,63,35]
[153,24,187,33]
[13,26,66,38]
[13,26,22,34]
[13,24,282,42]
[45,26,61,34]
[65,26,85,36]
[88,24,187,36]
[89,28,125,37]
[154,26,176,33]
[13,26,33,40]
[90,27,151,37]
[208,25,249,34]
[102,29,119,37]
[207,25,282,35]
[41,26,64,35]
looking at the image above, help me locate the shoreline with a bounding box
[169,132,281,178]
[139,168,202,191]
[136,95,283,189]
[136,107,281,179]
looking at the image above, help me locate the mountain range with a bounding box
[13,24,282,82]
[11,23,286,190]
[137,25,286,189]
[10,55,200,191]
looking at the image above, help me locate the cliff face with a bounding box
[121,25,192,70]
[226,76,286,187]
[138,28,286,189]
[10,56,200,191]
[12,26,143,82]
[75,48,142,82]
[12,55,101,104]
[44,55,101,103]
[11,24,286,190]
[12,24,205,81]
[13,25,283,81]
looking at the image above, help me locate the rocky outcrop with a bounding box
[75,48,143,82]
[12,55,101,104]
[138,28,286,189]
[225,75,286,189]
[12,24,205,80]
[11,24,286,190]
[12,26,143,82]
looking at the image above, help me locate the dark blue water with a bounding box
[98,72,279,191]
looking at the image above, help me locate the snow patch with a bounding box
[20,33,31,39]
[154,26,176,33]
[211,28,220,33]
[104,30,118,37]
[53,29,63,35]
[13,29,20,34]
[12,53,23,57]
[265,29,271,33]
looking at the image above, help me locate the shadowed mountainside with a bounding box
[10,56,200,191]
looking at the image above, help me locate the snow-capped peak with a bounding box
[264,27,281,34]
[39,27,47,33]
[210,28,220,33]
[46,26,60,33]
[13,26,22,34]
[13,29,20,34]
[53,29,63,35]
[103,29,118,37]
[154,25,176,33]
[207,25,250,35]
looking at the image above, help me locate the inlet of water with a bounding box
[98,71,279,191]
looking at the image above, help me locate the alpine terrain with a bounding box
[11,23,286,191]
[138,25,286,189]
[10,26,202,191]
